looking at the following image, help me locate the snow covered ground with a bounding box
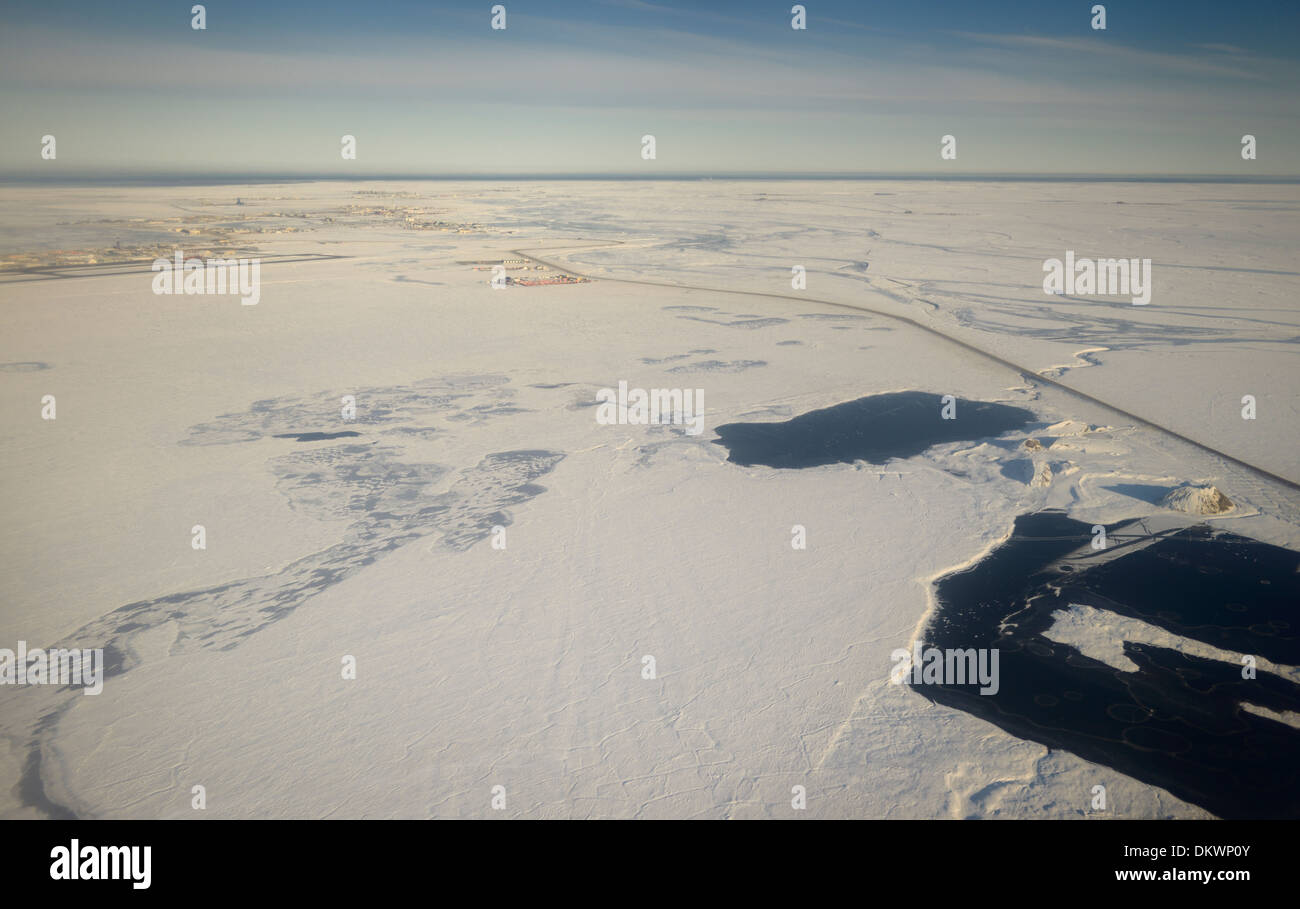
[1,179,1296,818]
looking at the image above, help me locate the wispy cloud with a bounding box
[1191,43,1249,55]
[951,31,1272,81]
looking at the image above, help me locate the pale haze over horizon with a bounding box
[2,0,1298,178]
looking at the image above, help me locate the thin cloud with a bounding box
[951,31,1270,80]
[1191,43,1249,55]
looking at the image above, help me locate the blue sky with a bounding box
[2,1,1297,176]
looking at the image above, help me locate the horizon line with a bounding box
[3,171,1297,186]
